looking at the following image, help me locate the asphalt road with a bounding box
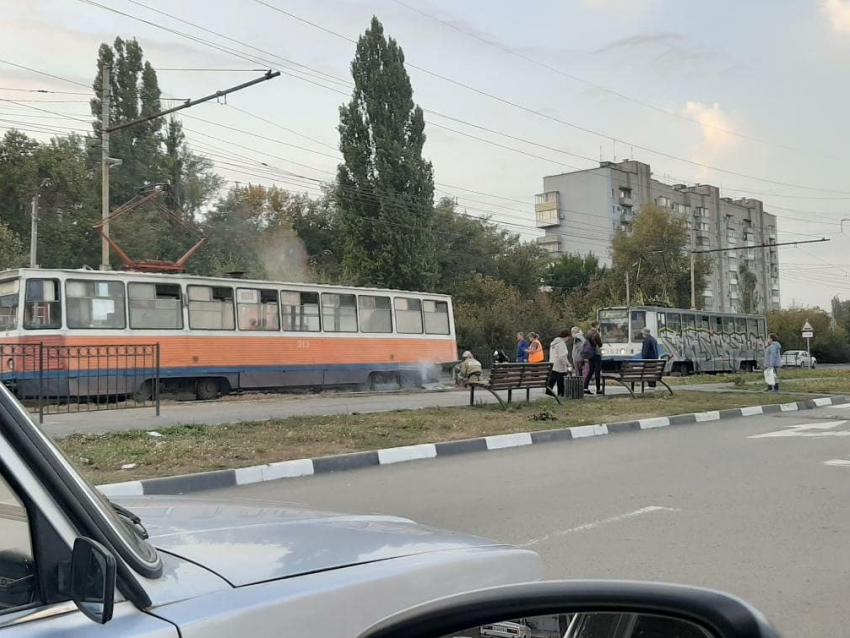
[196,404,850,638]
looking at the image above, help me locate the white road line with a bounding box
[830,404,850,409]
[519,506,679,548]
[749,421,849,439]
[824,459,850,467]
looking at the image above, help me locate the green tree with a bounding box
[739,263,760,314]
[432,197,511,295]
[493,240,552,299]
[336,16,436,291]
[768,308,850,363]
[546,253,605,301]
[0,218,25,270]
[611,203,712,308]
[194,184,312,280]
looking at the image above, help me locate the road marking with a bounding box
[639,417,670,429]
[571,424,609,438]
[749,420,850,439]
[780,402,800,412]
[695,410,720,422]
[740,406,764,416]
[824,459,850,467]
[486,432,533,450]
[830,404,850,409]
[378,443,437,465]
[813,397,834,407]
[518,506,678,548]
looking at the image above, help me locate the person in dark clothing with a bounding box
[516,332,530,363]
[641,327,659,359]
[584,321,603,395]
[641,327,659,388]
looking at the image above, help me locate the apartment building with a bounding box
[534,159,780,313]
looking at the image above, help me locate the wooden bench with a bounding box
[601,359,673,398]
[469,362,560,410]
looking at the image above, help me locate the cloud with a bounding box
[681,102,742,179]
[821,0,850,33]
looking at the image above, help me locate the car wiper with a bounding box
[110,501,149,540]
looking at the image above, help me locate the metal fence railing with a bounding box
[0,343,160,423]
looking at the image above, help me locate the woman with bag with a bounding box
[763,333,782,392]
[527,332,545,363]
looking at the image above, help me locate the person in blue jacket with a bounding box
[640,327,659,388]
[516,331,530,363]
[763,333,782,392]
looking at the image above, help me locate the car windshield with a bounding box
[0,383,160,572]
[598,309,629,344]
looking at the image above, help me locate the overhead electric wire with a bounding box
[0,58,90,88]
[251,0,850,197]
[390,0,837,163]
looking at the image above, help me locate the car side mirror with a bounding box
[359,581,782,638]
[70,538,116,624]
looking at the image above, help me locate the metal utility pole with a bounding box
[29,178,50,268]
[689,237,830,311]
[98,70,279,269]
[100,65,111,271]
[689,252,696,310]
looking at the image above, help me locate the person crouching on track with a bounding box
[456,351,483,387]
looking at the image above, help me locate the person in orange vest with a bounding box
[527,332,545,363]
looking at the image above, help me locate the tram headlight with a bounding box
[620,348,626,355]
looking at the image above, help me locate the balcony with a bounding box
[619,195,634,207]
[772,296,781,304]
[536,236,562,256]
[535,208,560,228]
[704,290,714,298]
[729,292,740,300]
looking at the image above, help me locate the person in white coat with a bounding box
[548,329,572,397]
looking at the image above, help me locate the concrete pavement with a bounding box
[194,404,850,638]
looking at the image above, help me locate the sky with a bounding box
[1,0,850,309]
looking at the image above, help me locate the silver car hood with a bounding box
[120,496,510,587]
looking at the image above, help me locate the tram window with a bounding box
[0,280,19,331]
[735,318,746,334]
[24,279,61,330]
[395,297,423,334]
[129,283,182,329]
[667,313,681,335]
[722,316,734,333]
[188,285,235,330]
[281,291,320,332]
[66,279,126,329]
[757,319,766,338]
[359,295,392,333]
[657,312,666,330]
[682,314,695,330]
[630,311,646,341]
[714,316,722,334]
[322,293,358,332]
[237,288,280,331]
[746,318,758,337]
[699,315,710,331]
[424,300,450,335]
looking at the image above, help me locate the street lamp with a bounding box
[29,178,51,268]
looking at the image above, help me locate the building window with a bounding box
[237,288,280,331]
[281,291,320,332]
[394,297,423,334]
[322,293,358,332]
[129,283,183,330]
[0,279,19,331]
[657,196,670,207]
[188,285,235,330]
[358,295,392,333]
[24,279,61,330]
[619,187,631,200]
[66,280,126,329]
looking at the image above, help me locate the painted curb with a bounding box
[96,394,850,498]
